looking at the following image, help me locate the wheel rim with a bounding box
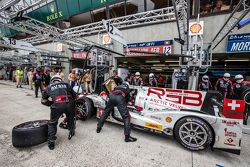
[16,120,48,129]
[76,100,88,118]
[179,122,208,148]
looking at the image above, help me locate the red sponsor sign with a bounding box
[222,99,245,119]
[224,128,237,137]
[222,120,239,126]
[72,52,89,59]
[224,138,236,146]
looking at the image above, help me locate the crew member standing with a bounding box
[148,73,157,87]
[97,82,137,142]
[233,74,250,125]
[16,66,24,88]
[41,75,77,150]
[33,67,43,98]
[215,73,233,98]
[111,70,123,86]
[198,75,213,91]
[27,68,34,90]
[132,72,143,86]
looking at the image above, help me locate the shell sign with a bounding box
[189,21,204,36]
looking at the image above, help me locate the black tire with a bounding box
[174,117,214,151]
[12,120,49,148]
[76,97,95,121]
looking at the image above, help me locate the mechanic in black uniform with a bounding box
[215,73,233,98]
[198,75,213,91]
[233,74,250,125]
[41,75,77,150]
[33,67,44,98]
[96,82,137,142]
[111,70,123,86]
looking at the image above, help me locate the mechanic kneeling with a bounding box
[41,75,77,150]
[96,82,137,142]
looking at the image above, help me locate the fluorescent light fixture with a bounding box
[146,60,160,63]
[224,59,249,62]
[212,60,218,62]
[168,64,179,67]
[153,64,166,66]
[155,69,163,71]
[123,61,128,63]
[165,60,179,63]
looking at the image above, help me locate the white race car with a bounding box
[76,85,245,155]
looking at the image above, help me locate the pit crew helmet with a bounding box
[51,75,62,83]
[223,73,230,81]
[122,81,130,88]
[149,73,154,78]
[235,74,244,83]
[135,72,140,76]
[202,75,209,82]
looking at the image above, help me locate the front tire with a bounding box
[76,97,95,121]
[174,117,213,151]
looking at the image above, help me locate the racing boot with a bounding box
[125,135,137,142]
[48,141,55,150]
[96,127,102,133]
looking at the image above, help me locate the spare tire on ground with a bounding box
[12,120,49,147]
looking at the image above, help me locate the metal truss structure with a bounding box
[172,0,189,54]
[22,6,176,45]
[0,0,53,22]
[210,0,250,50]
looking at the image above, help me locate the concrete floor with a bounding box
[0,80,249,167]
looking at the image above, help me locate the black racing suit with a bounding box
[42,82,77,142]
[33,72,43,97]
[215,78,233,98]
[97,84,131,135]
[233,81,250,125]
[198,81,213,91]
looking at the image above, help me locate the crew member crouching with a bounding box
[41,75,77,150]
[96,82,137,142]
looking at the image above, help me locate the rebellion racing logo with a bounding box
[224,128,237,137]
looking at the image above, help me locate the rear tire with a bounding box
[174,117,213,151]
[76,97,95,121]
[12,120,49,147]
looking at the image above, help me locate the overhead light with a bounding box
[212,60,218,62]
[155,69,163,71]
[168,64,179,67]
[224,59,249,62]
[153,64,166,66]
[146,60,160,63]
[123,61,128,63]
[165,60,179,63]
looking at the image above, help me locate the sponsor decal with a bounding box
[224,138,236,146]
[189,21,204,35]
[46,4,63,22]
[224,128,237,137]
[222,120,239,126]
[165,117,172,123]
[124,40,173,57]
[147,88,203,110]
[145,122,163,131]
[150,115,161,120]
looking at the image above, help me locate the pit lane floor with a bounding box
[0,80,249,167]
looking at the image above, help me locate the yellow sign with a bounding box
[102,34,112,45]
[145,122,163,131]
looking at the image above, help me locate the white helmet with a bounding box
[50,75,62,83]
[135,72,140,76]
[122,81,130,87]
[223,73,230,81]
[235,74,244,83]
[202,75,209,82]
[149,73,154,78]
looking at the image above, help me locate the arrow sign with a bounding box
[102,19,127,46]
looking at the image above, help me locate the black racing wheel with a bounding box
[174,117,214,151]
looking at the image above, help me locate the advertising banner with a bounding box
[124,40,173,57]
[227,33,250,53]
